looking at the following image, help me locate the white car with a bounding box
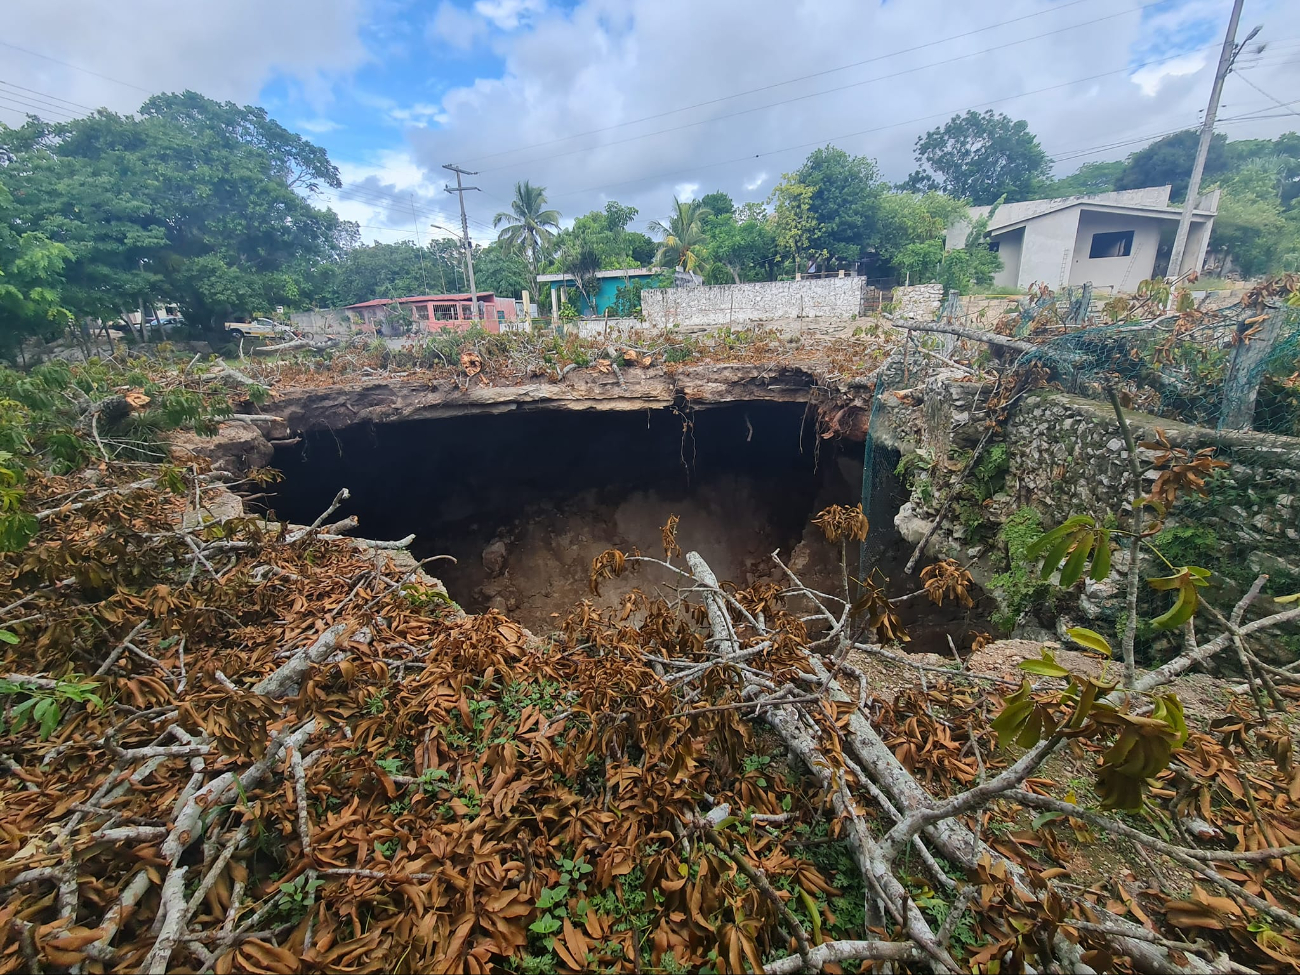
[224,318,297,340]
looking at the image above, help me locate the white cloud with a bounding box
[673,182,700,201]
[1130,52,1209,98]
[296,117,344,133]
[473,0,545,31]
[0,0,369,124]
[327,149,480,242]
[428,1,489,50]
[398,0,1300,230]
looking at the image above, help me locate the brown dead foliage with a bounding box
[2,445,1298,973]
[0,472,862,974]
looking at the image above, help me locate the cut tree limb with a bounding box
[252,624,350,699]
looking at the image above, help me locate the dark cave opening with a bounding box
[261,401,993,652]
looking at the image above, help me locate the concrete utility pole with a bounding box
[442,164,480,318]
[1167,0,1253,282]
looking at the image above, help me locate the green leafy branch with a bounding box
[0,675,104,740]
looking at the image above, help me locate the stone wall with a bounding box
[1005,392,1300,588]
[881,377,1300,638]
[288,307,354,338]
[642,277,865,328]
[893,283,944,320]
[566,317,642,339]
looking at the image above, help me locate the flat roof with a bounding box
[988,201,1216,237]
[536,267,661,282]
[345,293,497,309]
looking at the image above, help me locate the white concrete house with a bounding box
[945,186,1219,292]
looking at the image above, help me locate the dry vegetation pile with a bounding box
[0,328,1298,974]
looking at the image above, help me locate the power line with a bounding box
[0,40,152,93]
[0,94,77,122]
[460,0,1106,167]
[1231,71,1300,119]
[329,184,497,234]
[1045,106,1291,168]
[540,44,1222,204]
[0,79,96,113]
[476,1,1170,175]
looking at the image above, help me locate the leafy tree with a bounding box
[876,191,967,282]
[1210,160,1300,276]
[1114,130,1228,202]
[1040,160,1126,198]
[699,191,735,220]
[771,180,818,272]
[0,184,74,358]
[936,210,1002,293]
[703,214,777,283]
[472,242,531,299]
[315,241,434,306]
[0,91,347,330]
[649,198,712,273]
[493,180,561,283]
[792,147,886,267]
[547,201,651,273]
[907,111,1050,205]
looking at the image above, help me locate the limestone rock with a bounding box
[482,538,508,577]
[893,502,930,546]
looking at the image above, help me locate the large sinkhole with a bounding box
[262,400,992,653]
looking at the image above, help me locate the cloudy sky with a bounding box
[4,0,1299,246]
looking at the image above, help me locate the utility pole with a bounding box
[443,164,480,318]
[1167,0,1254,283]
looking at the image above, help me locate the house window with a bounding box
[1089,230,1134,259]
[987,241,1000,253]
[497,310,506,322]
[434,304,454,321]
[414,304,429,321]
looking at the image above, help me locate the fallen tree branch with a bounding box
[764,938,922,974]
[1106,386,1143,690]
[251,624,350,699]
[692,821,813,971]
[141,864,188,974]
[1015,792,1300,931]
[900,321,1039,355]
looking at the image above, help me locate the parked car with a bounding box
[224,318,297,340]
[147,316,187,335]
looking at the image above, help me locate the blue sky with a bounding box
[5,0,1299,245]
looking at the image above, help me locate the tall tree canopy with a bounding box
[472,243,532,299]
[906,111,1050,205]
[0,183,74,357]
[1040,160,1128,198]
[793,147,886,267]
[0,91,349,331]
[1113,130,1228,202]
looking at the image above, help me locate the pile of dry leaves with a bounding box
[1,414,1299,972]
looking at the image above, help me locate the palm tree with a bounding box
[494,181,561,283]
[649,197,712,273]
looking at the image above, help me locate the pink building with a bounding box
[344,293,517,334]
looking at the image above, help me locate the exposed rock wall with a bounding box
[883,378,1300,638]
[1006,391,1300,588]
[183,363,832,474]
